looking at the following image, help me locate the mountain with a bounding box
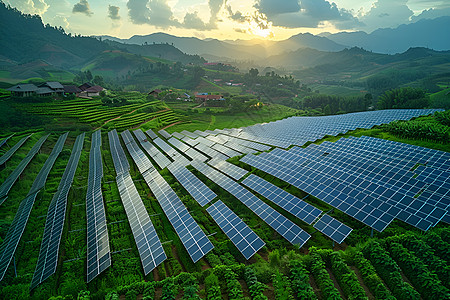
[326,17,450,54]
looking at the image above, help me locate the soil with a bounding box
[171,245,186,272]
[309,273,323,299]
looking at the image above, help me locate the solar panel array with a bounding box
[211,143,241,158]
[108,130,167,275]
[185,147,208,162]
[168,137,190,153]
[191,161,311,247]
[208,159,248,180]
[240,152,395,232]
[241,134,449,232]
[86,131,111,282]
[0,134,32,165]
[31,133,85,290]
[313,214,353,244]
[206,200,265,260]
[121,130,155,174]
[108,129,129,175]
[0,134,49,204]
[134,129,171,169]
[146,129,158,140]
[206,135,257,154]
[153,137,190,165]
[167,162,217,206]
[181,130,198,139]
[194,143,228,161]
[158,129,171,139]
[0,133,67,282]
[143,169,214,262]
[172,132,185,139]
[242,174,322,225]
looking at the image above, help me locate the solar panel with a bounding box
[0,133,67,282]
[109,132,167,276]
[153,137,189,165]
[206,200,265,259]
[182,136,199,147]
[168,137,190,153]
[171,132,185,139]
[242,174,322,224]
[143,169,214,262]
[211,143,242,158]
[31,133,85,290]
[108,130,129,175]
[86,130,111,282]
[181,130,199,139]
[194,130,209,137]
[0,134,14,149]
[313,214,352,244]
[145,129,158,140]
[158,129,171,139]
[207,159,248,180]
[191,161,311,247]
[0,134,32,165]
[194,143,229,160]
[167,162,217,206]
[121,130,155,174]
[0,134,49,204]
[185,147,208,162]
[133,129,171,169]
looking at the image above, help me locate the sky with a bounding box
[4,0,450,40]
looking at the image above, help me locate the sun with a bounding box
[252,27,272,38]
[248,16,274,39]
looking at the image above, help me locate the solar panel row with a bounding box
[143,169,214,263]
[31,133,85,290]
[206,200,265,260]
[121,130,155,174]
[242,174,322,225]
[134,129,171,169]
[108,129,130,175]
[0,133,68,282]
[108,130,167,275]
[207,159,248,181]
[146,129,158,140]
[0,134,50,204]
[0,134,13,149]
[194,143,228,161]
[167,162,217,207]
[313,214,353,244]
[86,130,111,282]
[158,129,171,139]
[0,134,32,166]
[191,161,311,247]
[153,137,190,165]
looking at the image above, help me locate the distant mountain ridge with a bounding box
[101,16,450,61]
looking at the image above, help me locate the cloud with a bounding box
[253,0,361,29]
[359,0,413,31]
[226,5,249,23]
[127,0,179,28]
[411,7,450,22]
[183,11,211,30]
[108,5,121,20]
[5,0,49,15]
[72,0,93,16]
[234,28,247,33]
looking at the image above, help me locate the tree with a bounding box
[377,87,429,109]
[249,68,259,77]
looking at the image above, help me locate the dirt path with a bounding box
[350,266,375,300]
[171,245,187,273]
[309,274,322,299]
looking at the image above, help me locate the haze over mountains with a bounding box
[100,16,450,62]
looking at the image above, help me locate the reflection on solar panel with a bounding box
[206,200,265,259]
[121,130,155,174]
[86,130,111,282]
[168,137,190,153]
[211,143,241,158]
[182,136,199,147]
[133,129,171,169]
[0,133,67,282]
[224,136,271,152]
[181,130,198,139]
[167,162,216,206]
[158,129,171,139]
[116,173,167,274]
[0,134,49,204]
[172,132,185,139]
[194,143,228,160]
[223,141,257,154]
[240,153,395,232]
[108,129,129,175]
[31,133,85,290]
[242,174,322,224]
[0,134,13,149]
[208,159,248,180]
[143,169,214,262]
[313,214,352,244]
[0,134,32,165]
[194,130,209,137]
[109,130,167,275]
[146,129,158,140]
[154,137,189,165]
[185,148,208,162]
[191,161,311,247]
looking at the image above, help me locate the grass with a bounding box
[309,84,366,96]
[165,104,300,133]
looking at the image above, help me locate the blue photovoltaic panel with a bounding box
[242,174,322,224]
[146,129,158,140]
[0,134,13,149]
[109,131,167,276]
[167,162,217,206]
[134,129,171,169]
[144,170,214,263]
[153,137,189,165]
[86,130,111,282]
[206,200,265,259]
[212,143,242,158]
[158,129,171,139]
[0,133,67,282]
[172,132,185,139]
[108,130,130,175]
[121,130,155,174]
[0,134,49,204]
[31,133,85,290]
[191,161,311,247]
[185,147,208,162]
[0,134,32,165]
[168,137,190,153]
[207,159,248,181]
[181,130,198,139]
[313,214,352,244]
[194,143,229,161]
